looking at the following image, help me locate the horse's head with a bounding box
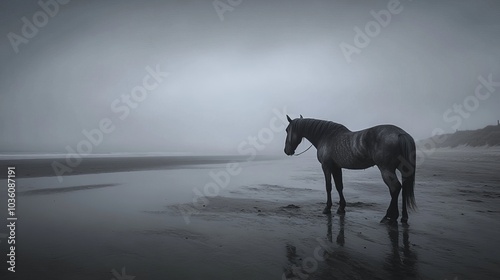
[284,114,303,156]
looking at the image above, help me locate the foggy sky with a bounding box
[1,0,499,155]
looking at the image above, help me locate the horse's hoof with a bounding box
[322,208,331,214]
[336,209,346,215]
[401,218,409,225]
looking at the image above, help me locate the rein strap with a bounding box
[294,144,313,156]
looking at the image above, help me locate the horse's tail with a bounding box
[399,133,417,211]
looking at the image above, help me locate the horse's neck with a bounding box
[297,119,348,147]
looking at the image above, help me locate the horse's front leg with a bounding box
[332,167,346,214]
[322,164,333,214]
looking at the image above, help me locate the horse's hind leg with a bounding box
[379,168,402,224]
[332,167,346,214]
[322,164,333,214]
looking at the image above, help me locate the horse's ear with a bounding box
[300,115,303,119]
[287,115,292,123]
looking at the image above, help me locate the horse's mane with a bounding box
[294,118,349,143]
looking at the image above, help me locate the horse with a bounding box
[284,115,416,224]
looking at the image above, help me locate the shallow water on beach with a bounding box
[0,151,499,279]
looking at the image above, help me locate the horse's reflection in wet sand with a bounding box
[384,224,418,279]
[326,213,345,246]
[283,215,418,279]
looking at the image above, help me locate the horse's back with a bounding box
[317,123,413,170]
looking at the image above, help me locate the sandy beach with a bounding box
[0,148,499,280]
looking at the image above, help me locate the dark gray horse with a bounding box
[284,115,416,224]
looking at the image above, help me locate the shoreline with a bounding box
[0,155,282,179]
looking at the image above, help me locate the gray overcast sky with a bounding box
[1,0,499,155]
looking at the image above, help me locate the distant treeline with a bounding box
[419,125,500,148]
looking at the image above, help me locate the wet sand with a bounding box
[0,148,499,279]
